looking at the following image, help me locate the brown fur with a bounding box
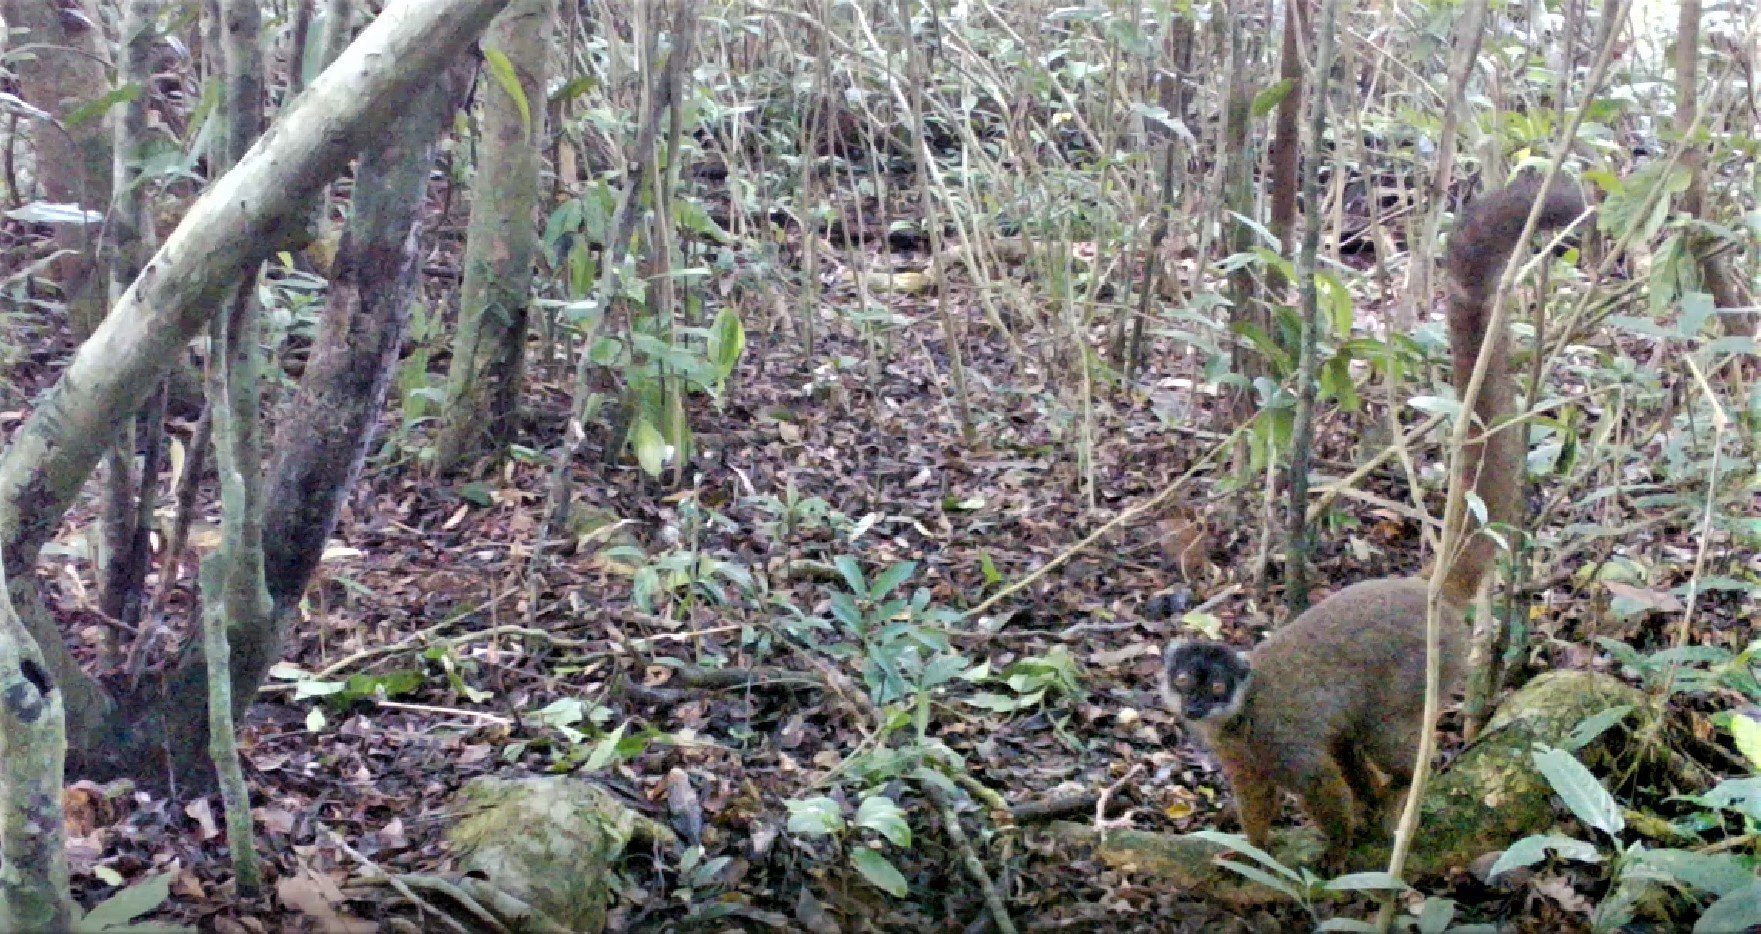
[1166,176,1586,869]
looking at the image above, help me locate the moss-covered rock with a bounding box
[445,775,674,932]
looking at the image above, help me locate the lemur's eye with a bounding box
[1174,673,1194,691]
[1209,680,1229,697]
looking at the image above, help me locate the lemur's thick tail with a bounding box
[1437,176,1586,606]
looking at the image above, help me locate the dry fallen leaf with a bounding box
[277,865,375,934]
[185,798,219,840]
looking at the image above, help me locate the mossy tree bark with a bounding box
[0,565,74,928]
[433,0,556,475]
[0,0,510,790]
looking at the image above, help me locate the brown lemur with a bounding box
[1161,176,1587,870]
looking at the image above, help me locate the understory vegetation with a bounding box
[0,0,1758,930]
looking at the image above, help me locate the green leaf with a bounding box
[1324,871,1411,893]
[1189,831,1304,883]
[583,721,628,772]
[1705,335,1761,356]
[1408,395,1462,418]
[1695,777,1761,820]
[65,83,144,130]
[1532,746,1624,836]
[291,679,346,701]
[707,307,746,379]
[785,796,846,836]
[1678,291,1716,338]
[1606,314,1673,340]
[80,872,172,929]
[1318,271,1355,339]
[1251,78,1297,118]
[1630,849,1756,897]
[1317,921,1378,933]
[1565,705,1635,751]
[869,561,917,601]
[850,848,908,897]
[1212,858,1305,902]
[1729,714,1761,770]
[978,551,1002,586]
[828,592,864,632]
[1415,897,1457,934]
[962,692,1024,712]
[856,795,911,847]
[482,48,532,141]
[834,556,868,598]
[1696,879,1761,934]
[631,416,669,477]
[675,197,731,242]
[1487,833,1603,878]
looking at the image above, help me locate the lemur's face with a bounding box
[1160,640,1251,723]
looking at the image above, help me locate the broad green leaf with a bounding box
[850,848,908,897]
[291,679,346,701]
[1189,831,1304,883]
[856,795,911,847]
[1487,833,1603,878]
[631,416,669,477]
[1630,848,1756,897]
[80,872,173,929]
[1416,897,1457,934]
[1565,705,1634,751]
[482,48,532,141]
[1728,714,1761,771]
[1251,78,1297,118]
[1324,871,1411,893]
[1606,314,1673,340]
[870,561,917,601]
[707,307,746,379]
[1318,271,1354,339]
[1533,746,1624,836]
[583,721,628,772]
[785,796,846,836]
[1678,291,1716,338]
[1696,879,1761,934]
[962,692,1023,712]
[1408,395,1462,418]
[834,556,868,598]
[65,83,144,130]
[1212,858,1304,902]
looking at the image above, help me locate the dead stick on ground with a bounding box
[328,830,477,934]
[923,778,1019,934]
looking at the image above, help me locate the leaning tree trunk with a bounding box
[0,0,510,787]
[125,57,480,792]
[433,0,555,475]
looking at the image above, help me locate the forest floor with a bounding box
[6,214,1735,933]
